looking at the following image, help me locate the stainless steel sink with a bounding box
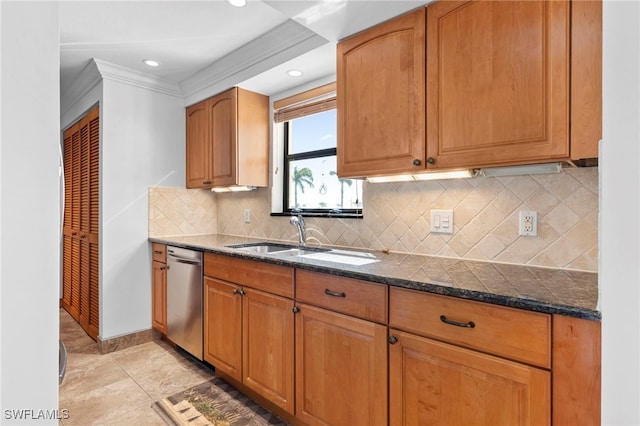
[226,242,379,265]
[228,243,294,254]
[271,248,327,257]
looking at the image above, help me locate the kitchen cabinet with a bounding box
[151,243,167,334]
[294,270,388,426]
[156,243,601,425]
[552,315,601,426]
[62,106,100,341]
[203,254,295,414]
[337,0,601,178]
[389,287,551,425]
[425,0,570,169]
[570,0,602,161]
[388,330,550,426]
[186,87,269,189]
[337,8,425,178]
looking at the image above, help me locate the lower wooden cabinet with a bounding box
[204,277,243,381]
[295,303,388,426]
[151,243,167,334]
[204,275,295,414]
[195,253,598,426]
[151,260,167,333]
[388,329,550,426]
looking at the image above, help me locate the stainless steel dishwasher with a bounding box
[166,246,203,360]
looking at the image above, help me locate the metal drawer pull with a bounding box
[324,288,346,298]
[440,315,475,328]
[154,250,163,254]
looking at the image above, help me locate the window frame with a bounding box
[271,83,363,219]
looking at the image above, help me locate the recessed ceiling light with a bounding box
[142,59,160,67]
[287,69,303,77]
[227,0,247,7]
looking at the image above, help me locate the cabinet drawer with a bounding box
[204,253,294,299]
[296,270,388,324]
[152,243,166,263]
[389,287,551,368]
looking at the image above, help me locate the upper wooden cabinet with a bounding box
[337,8,425,178]
[426,0,570,169]
[336,0,601,177]
[186,87,269,189]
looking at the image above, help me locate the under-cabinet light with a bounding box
[479,163,562,177]
[367,170,474,183]
[211,186,257,193]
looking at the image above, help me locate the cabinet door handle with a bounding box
[427,157,435,165]
[440,315,475,329]
[292,306,300,314]
[233,288,245,296]
[203,180,212,185]
[154,250,163,255]
[413,159,422,166]
[388,335,398,345]
[324,288,346,298]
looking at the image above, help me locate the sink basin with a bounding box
[300,251,380,266]
[271,247,329,257]
[226,242,378,265]
[226,242,329,256]
[226,242,295,253]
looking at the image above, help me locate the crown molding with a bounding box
[93,59,182,98]
[61,58,182,116]
[181,19,328,106]
[60,59,102,117]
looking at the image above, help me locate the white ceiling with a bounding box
[60,0,428,100]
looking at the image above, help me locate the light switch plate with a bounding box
[430,209,454,234]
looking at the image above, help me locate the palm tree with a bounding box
[291,167,314,208]
[330,171,353,208]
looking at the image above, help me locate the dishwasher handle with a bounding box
[169,257,202,266]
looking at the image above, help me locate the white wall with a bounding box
[601,1,640,425]
[0,2,60,422]
[100,78,184,338]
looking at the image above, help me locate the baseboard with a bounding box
[97,328,161,354]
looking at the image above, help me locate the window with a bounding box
[272,83,363,217]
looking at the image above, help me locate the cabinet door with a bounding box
[426,1,569,169]
[186,99,211,188]
[243,288,294,414]
[151,260,167,333]
[389,329,550,426]
[295,304,387,426]
[204,277,242,381]
[210,88,238,187]
[337,8,425,178]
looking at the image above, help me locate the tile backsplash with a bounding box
[149,167,598,272]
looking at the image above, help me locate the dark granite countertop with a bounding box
[150,234,600,321]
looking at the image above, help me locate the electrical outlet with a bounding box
[243,209,251,224]
[519,211,537,237]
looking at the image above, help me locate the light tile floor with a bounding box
[59,309,214,425]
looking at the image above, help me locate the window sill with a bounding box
[270,212,363,219]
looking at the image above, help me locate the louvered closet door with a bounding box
[62,106,100,340]
[85,109,100,339]
[62,124,80,320]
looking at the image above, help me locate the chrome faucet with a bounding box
[289,215,306,246]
